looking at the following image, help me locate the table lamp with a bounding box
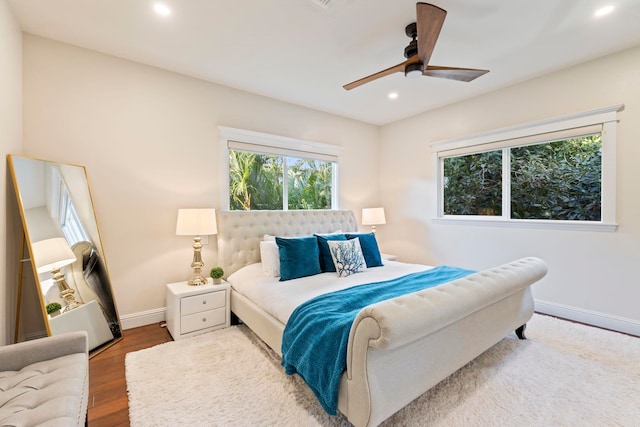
[32,237,82,312]
[362,207,386,234]
[176,208,218,286]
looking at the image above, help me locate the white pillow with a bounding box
[315,230,343,236]
[327,238,366,278]
[259,240,280,277]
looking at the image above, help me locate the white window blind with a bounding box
[432,104,621,156]
[228,140,338,163]
[220,126,341,161]
[437,124,603,158]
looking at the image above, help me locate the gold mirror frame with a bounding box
[8,154,122,356]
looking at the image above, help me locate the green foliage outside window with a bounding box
[511,135,602,220]
[443,134,602,221]
[229,150,333,210]
[287,157,333,210]
[443,150,502,216]
[229,151,283,210]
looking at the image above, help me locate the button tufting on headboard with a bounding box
[216,209,357,277]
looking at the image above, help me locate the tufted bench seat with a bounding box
[0,331,89,427]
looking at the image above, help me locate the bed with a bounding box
[216,209,547,427]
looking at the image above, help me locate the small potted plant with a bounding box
[209,266,224,285]
[46,302,62,317]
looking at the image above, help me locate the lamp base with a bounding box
[53,268,82,312]
[187,273,208,286]
[187,236,208,286]
[60,289,82,312]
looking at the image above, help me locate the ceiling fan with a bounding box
[343,2,489,90]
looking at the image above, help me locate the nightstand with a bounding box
[166,278,230,340]
[49,299,114,351]
[381,253,397,261]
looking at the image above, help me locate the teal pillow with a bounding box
[275,236,322,281]
[345,233,383,268]
[315,233,347,272]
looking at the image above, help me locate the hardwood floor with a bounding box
[88,323,173,426]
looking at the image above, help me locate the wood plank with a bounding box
[88,322,172,426]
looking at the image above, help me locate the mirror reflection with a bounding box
[9,155,122,352]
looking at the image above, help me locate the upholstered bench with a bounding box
[0,331,89,426]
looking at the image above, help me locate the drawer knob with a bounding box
[202,317,206,322]
[202,300,207,304]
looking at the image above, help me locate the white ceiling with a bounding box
[8,0,640,125]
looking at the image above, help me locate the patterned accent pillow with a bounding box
[327,238,366,277]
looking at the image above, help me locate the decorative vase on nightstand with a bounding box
[209,267,224,285]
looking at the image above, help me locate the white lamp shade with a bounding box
[362,208,386,226]
[176,208,218,236]
[32,237,77,274]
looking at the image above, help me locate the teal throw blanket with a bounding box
[281,266,475,414]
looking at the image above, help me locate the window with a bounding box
[433,105,622,231]
[443,150,502,216]
[219,127,340,210]
[59,184,90,245]
[48,165,90,245]
[510,135,602,221]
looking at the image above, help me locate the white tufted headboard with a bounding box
[216,209,358,277]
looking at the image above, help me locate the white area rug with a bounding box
[126,314,640,426]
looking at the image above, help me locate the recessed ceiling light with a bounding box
[388,92,399,100]
[594,5,614,17]
[154,3,171,17]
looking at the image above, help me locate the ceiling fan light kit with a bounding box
[343,2,489,90]
[405,62,423,78]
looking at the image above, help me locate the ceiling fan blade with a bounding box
[424,66,489,82]
[416,3,447,66]
[343,55,420,90]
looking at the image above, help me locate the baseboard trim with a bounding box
[120,307,166,330]
[535,299,640,337]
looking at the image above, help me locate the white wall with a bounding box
[22,35,380,327]
[0,0,23,345]
[379,45,640,335]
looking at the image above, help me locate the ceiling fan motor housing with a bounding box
[405,22,417,38]
[404,22,418,58]
[404,22,422,76]
[404,39,418,58]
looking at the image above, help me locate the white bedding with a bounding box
[227,261,431,325]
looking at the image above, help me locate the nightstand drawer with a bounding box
[181,307,226,334]
[181,290,226,316]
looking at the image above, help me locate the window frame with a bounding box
[48,166,90,244]
[218,126,341,211]
[431,105,623,232]
[59,184,90,245]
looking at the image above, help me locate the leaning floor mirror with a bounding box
[8,154,122,355]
